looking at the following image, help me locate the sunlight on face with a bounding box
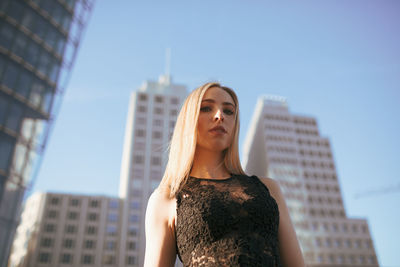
[196,86,236,153]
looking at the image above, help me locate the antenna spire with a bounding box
[165,48,171,77]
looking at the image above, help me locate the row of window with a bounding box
[38,252,121,265]
[264,113,291,122]
[299,149,332,159]
[267,145,296,154]
[47,210,108,222]
[308,195,342,205]
[1,1,69,56]
[49,197,119,209]
[301,159,335,170]
[309,208,345,218]
[138,93,179,105]
[43,223,118,235]
[41,237,122,251]
[315,253,376,265]
[266,134,294,143]
[297,138,330,148]
[314,237,372,249]
[137,105,178,116]
[268,157,298,165]
[133,155,161,166]
[304,171,337,181]
[311,221,368,234]
[293,117,317,126]
[295,128,319,136]
[305,183,340,193]
[265,124,293,132]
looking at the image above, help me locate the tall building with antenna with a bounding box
[117,73,187,266]
[242,96,379,266]
[0,0,95,265]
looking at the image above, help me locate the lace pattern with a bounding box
[176,174,281,267]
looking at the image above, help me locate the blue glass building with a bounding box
[0,0,95,265]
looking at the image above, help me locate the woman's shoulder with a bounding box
[147,187,177,224]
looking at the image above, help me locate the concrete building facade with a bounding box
[9,192,122,267]
[242,95,379,266]
[117,75,187,266]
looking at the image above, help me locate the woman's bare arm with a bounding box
[144,189,177,267]
[261,178,305,267]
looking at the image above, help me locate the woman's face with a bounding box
[196,86,236,153]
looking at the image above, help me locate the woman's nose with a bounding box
[214,110,224,121]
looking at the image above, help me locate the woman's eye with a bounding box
[200,106,211,112]
[224,109,234,115]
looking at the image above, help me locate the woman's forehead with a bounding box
[202,87,235,105]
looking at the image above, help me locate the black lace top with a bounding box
[176,174,281,267]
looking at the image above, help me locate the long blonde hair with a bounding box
[158,82,246,198]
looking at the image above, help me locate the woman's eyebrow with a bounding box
[201,99,235,107]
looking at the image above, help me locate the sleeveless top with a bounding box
[175,174,281,267]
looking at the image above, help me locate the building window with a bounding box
[170,109,177,116]
[127,256,137,265]
[138,105,147,112]
[132,179,142,189]
[82,254,93,264]
[106,241,116,250]
[44,224,55,233]
[84,240,96,249]
[130,214,139,223]
[103,255,115,264]
[90,200,99,208]
[154,107,163,115]
[152,131,162,139]
[38,252,51,263]
[134,155,144,164]
[68,211,78,220]
[41,238,53,247]
[88,212,98,221]
[151,156,161,166]
[63,239,75,248]
[154,95,164,103]
[107,225,117,236]
[153,119,163,126]
[47,210,58,219]
[127,241,136,250]
[50,197,60,205]
[139,93,147,101]
[86,226,97,235]
[128,226,138,236]
[70,198,80,206]
[60,253,73,264]
[65,224,77,234]
[171,97,179,105]
[108,213,118,222]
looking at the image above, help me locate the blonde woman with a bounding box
[144,82,304,267]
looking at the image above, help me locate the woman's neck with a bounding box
[190,148,230,178]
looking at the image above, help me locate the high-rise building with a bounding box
[117,74,187,266]
[9,192,121,267]
[0,0,95,265]
[242,95,379,266]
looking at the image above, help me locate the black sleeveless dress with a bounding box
[175,174,282,267]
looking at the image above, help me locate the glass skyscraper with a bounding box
[0,0,95,265]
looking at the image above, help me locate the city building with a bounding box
[9,192,122,267]
[0,0,95,265]
[242,95,379,266]
[117,74,187,266]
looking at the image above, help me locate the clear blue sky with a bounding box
[32,1,399,266]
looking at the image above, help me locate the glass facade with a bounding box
[0,0,95,265]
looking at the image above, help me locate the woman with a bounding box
[144,82,304,267]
